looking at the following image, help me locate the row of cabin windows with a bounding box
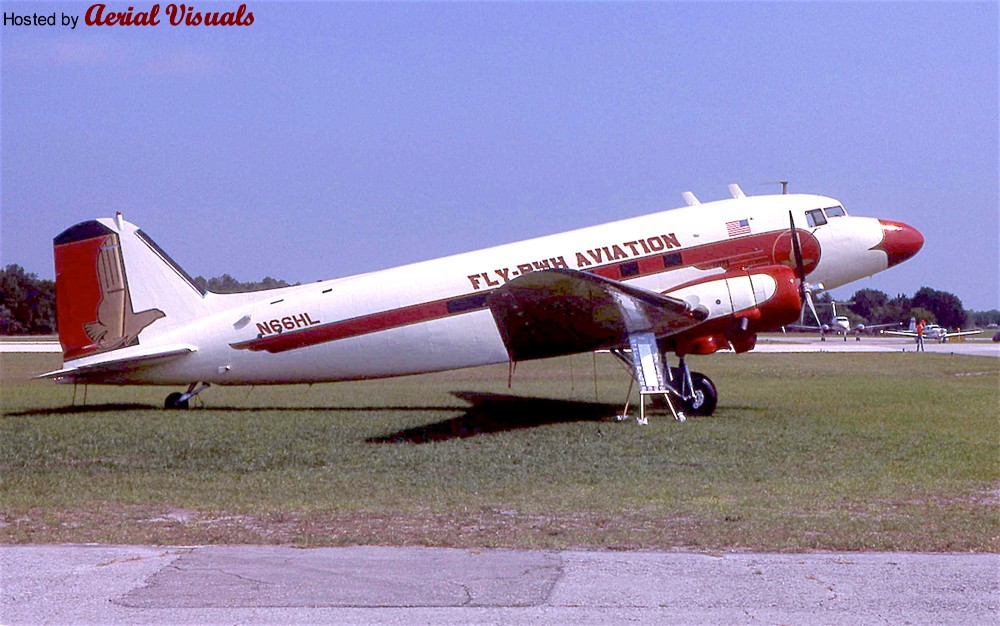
[444,252,686,313]
[445,204,847,313]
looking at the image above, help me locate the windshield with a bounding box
[805,209,827,227]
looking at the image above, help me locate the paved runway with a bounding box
[754,335,1000,357]
[2,545,997,625]
[0,339,61,353]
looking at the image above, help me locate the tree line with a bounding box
[1,262,996,335]
[0,264,291,335]
[843,287,998,329]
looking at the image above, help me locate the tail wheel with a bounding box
[680,372,717,416]
[164,392,189,410]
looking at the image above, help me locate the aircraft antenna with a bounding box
[765,181,789,194]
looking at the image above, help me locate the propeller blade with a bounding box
[788,211,807,299]
[788,212,823,325]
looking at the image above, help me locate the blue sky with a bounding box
[2,2,997,310]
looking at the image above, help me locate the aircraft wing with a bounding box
[944,329,983,338]
[786,324,824,331]
[486,268,708,361]
[885,329,982,338]
[861,322,904,330]
[37,344,197,383]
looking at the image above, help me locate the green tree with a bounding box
[0,264,56,334]
[872,294,912,325]
[848,288,888,322]
[192,274,292,294]
[912,287,965,329]
[966,309,1000,328]
[909,307,937,325]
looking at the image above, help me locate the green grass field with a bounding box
[2,351,997,551]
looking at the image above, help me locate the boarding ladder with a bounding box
[611,293,685,424]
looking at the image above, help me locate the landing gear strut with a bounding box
[164,382,210,409]
[611,351,719,420]
[668,358,718,416]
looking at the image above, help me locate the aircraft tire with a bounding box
[164,392,189,410]
[681,372,717,417]
[652,370,718,416]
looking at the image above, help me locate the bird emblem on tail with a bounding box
[82,234,165,352]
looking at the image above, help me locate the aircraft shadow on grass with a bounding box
[10,394,770,445]
[6,393,624,443]
[366,391,620,444]
[4,403,157,417]
[4,402,468,417]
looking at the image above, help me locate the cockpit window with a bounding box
[805,209,828,228]
[824,205,847,218]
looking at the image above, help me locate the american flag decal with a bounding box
[726,219,750,237]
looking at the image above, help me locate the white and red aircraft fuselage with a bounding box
[42,188,923,415]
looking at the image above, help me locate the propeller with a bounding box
[788,211,823,326]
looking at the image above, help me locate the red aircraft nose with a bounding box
[876,220,924,268]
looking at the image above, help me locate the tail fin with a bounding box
[54,214,208,361]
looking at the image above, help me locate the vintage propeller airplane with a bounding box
[40,185,923,421]
[886,318,982,343]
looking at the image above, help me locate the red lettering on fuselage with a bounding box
[467,231,681,291]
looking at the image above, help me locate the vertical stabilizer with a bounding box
[53,217,208,361]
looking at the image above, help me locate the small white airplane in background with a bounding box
[40,185,923,422]
[788,301,902,341]
[886,318,982,343]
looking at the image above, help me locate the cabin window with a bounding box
[662,252,683,268]
[824,205,847,218]
[805,209,828,228]
[619,261,639,278]
[447,293,489,314]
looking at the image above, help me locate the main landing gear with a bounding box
[611,350,718,422]
[664,361,718,417]
[164,382,211,409]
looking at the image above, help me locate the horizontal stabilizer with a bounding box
[37,344,197,383]
[487,268,707,361]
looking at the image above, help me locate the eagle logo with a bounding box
[83,235,165,351]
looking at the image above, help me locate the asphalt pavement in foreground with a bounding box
[2,545,997,625]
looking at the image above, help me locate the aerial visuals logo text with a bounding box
[85,4,254,27]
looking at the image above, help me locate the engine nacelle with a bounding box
[663,265,802,355]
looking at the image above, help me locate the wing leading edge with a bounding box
[487,268,708,361]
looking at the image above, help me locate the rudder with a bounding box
[54,214,207,361]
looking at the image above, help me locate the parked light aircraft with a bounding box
[788,301,902,341]
[886,318,982,343]
[40,185,923,421]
